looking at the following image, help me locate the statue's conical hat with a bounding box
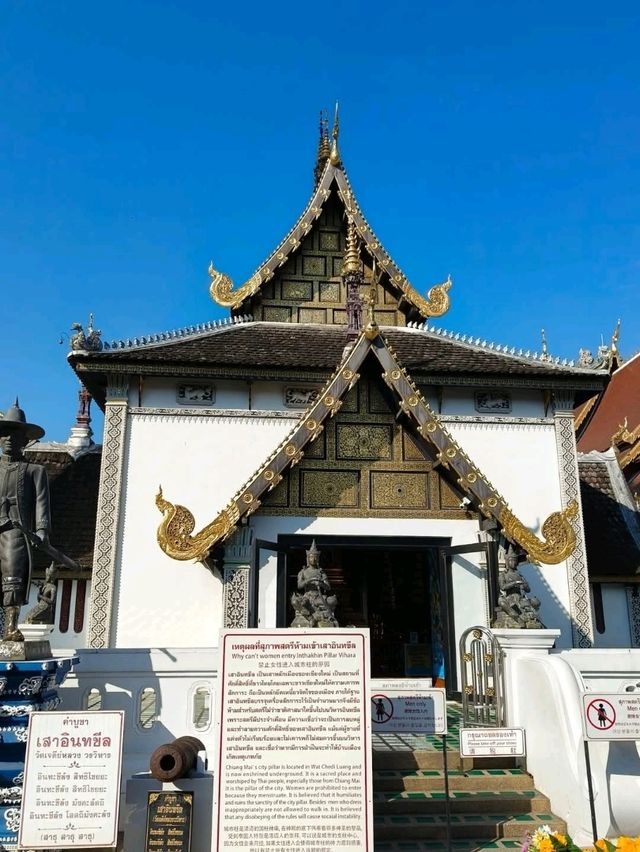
[0,399,45,440]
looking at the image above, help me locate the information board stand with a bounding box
[581,692,640,844]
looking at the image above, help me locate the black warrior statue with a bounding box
[0,401,51,642]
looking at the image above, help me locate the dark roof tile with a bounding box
[26,449,100,570]
[579,458,640,577]
[70,323,600,380]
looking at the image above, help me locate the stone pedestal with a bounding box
[492,628,560,726]
[0,655,77,848]
[124,772,214,852]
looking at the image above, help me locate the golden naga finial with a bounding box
[611,417,629,446]
[501,501,578,565]
[409,274,452,319]
[342,218,361,275]
[329,101,341,167]
[156,486,240,562]
[208,260,261,309]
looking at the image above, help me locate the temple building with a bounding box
[65,111,614,688]
[5,111,639,848]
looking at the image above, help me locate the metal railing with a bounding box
[459,626,504,727]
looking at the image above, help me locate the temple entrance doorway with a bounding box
[272,535,452,687]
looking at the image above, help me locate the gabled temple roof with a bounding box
[206,152,452,321]
[578,351,640,452]
[156,328,578,566]
[69,320,606,408]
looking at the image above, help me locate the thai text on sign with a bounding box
[583,693,640,741]
[216,629,373,852]
[370,680,447,734]
[18,710,124,849]
[459,727,526,758]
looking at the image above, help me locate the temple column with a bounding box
[86,379,130,648]
[223,527,255,629]
[553,389,593,647]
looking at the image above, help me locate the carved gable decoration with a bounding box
[156,329,578,566]
[239,195,406,326]
[261,366,468,518]
[208,162,452,325]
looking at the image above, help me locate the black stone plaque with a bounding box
[145,791,193,852]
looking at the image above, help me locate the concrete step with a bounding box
[374,812,567,841]
[373,768,534,793]
[374,750,463,771]
[374,789,551,815]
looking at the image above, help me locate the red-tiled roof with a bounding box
[578,351,640,452]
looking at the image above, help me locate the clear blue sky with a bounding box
[1,1,638,441]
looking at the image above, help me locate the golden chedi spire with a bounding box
[314,109,330,186]
[329,101,341,167]
[342,218,361,275]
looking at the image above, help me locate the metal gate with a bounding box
[459,626,504,727]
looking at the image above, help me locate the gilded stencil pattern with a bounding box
[370,472,429,509]
[300,470,359,509]
[336,424,393,460]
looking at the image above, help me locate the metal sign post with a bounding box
[441,731,452,852]
[369,684,450,850]
[580,692,640,844]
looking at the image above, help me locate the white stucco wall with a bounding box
[446,419,573,643]
[102,377,578,650]
[113,410,297,648]
[130,378,321,413]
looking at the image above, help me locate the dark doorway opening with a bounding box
[274,535,450,684]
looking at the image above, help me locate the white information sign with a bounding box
[583,693,640,740]
[19,710,124,849]
[216,629,373,852]
[370,679,447,734]
[459,727,526,758]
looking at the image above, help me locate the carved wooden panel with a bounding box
[259,365,468,519]
[302,256,326,277]
[336,424,393,460]
[248,196,408,325]
[300,470,359,508]
[282,280,313,301]
[263,306,291,322]
[299,308,327,324]
[370,472,429,509]
[319,231,340,251]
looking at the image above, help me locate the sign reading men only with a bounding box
[216,629,373,852]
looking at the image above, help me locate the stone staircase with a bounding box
[373,704,566,852]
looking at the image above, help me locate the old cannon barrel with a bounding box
[149,735,205,782]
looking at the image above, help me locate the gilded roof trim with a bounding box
[156,330,577,565]
[333,169,452,318]
[208,159,452,318]
[209,161,336,309]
